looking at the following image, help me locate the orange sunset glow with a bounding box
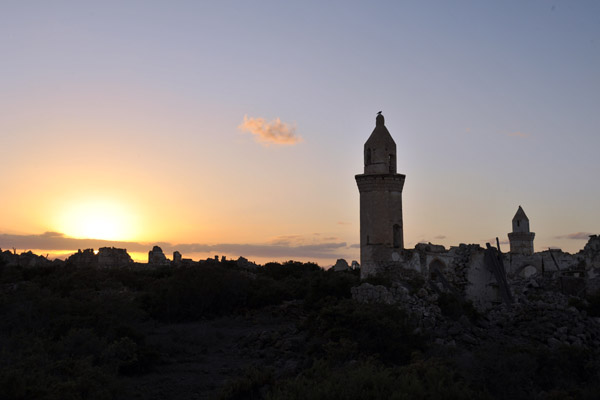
[1,1,599,267]
[55,200,138,241]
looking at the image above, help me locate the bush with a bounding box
[266,358,484,400]
[217,367,274,400]
[304,299,424,364]
[437,292,481,322]
[141,265,251,321]
[466,343,600,400]
[260,261,321,280]
[585,291,600,317]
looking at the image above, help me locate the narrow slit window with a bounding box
[393,224,401,248]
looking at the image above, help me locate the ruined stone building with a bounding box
[355,112,405,277]
[148,245,169,265]
[354,112,600,310]
[64,247,132,268]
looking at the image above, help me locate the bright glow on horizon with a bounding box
[56,200,138,242]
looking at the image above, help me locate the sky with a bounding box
[1,1,599,266]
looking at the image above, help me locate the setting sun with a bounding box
[55,200,137,241]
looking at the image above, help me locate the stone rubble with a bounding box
[351,272,600,351]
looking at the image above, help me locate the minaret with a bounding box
[508,206,535,255]
[355,112,406,277]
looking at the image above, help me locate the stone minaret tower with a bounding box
[355,112,406,277]
[508,206,535,255]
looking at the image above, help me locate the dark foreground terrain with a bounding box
[1,259,600,399]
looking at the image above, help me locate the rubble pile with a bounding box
[0,249,54,267]
[352,273,600,351]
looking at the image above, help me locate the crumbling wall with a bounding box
[97,247,133,268]
[581,235,600,278]
[363,243,501,310]
[464,249,499,310]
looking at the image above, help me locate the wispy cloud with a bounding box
[0,232,352,260]
[269,234,304,246]
[238,115,302,146]
[434,235,446,240]
[507,131,530,139]
[556,232,593,240]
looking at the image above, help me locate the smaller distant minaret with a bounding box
[508,206,535,255]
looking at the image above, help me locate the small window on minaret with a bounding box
[517,221,520,227]
[365,148,372,165]
[388,154,396,173]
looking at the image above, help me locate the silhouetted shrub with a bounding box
[141,265,251,321]
[0,263,162,399]
[0,264,23,283]
[362,274,393,287]
[466,343,600,400]
[304,299,424,364]
[246,276,291,308]
[217,367,275,400]
[260,261,321,280]
[585,291,600,317]
[437,292,481,322]
[304,269,359,308]
[265,358,483,400]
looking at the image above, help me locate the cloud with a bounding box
[434,235,446,240]
[41,231,65,238]
[0,232,350,261]
[556,232,593,240]
[507,131,530,139]
[238,115,302,146]
[269,235,304,246]
[0,232,150,253]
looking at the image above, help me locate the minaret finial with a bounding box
[376,111,384,126]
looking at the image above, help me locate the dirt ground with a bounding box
[119,302,308,399]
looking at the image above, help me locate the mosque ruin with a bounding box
[356,113,600,309]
